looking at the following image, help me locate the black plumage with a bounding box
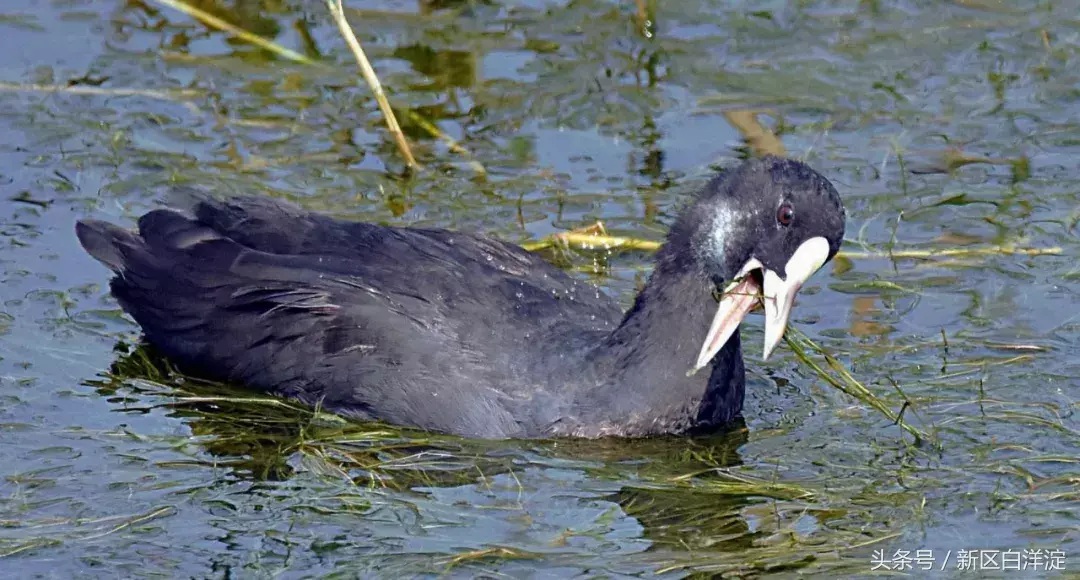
[76,155,846,439]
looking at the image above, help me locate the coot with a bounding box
[76,155,845,438]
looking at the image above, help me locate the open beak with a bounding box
[691,237,831,373]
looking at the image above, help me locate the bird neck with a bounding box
[571,242,746,437]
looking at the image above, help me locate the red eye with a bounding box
[777,203,794,226]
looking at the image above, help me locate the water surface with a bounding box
[1,0,1078,576]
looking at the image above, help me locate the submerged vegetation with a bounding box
[0,0,1077,576]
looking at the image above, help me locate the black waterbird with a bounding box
[76,156,846,438]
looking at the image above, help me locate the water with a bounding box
[1,0,1078,576]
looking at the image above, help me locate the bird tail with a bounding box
[75,219,145,274]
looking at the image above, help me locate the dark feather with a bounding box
[76,156,847,439]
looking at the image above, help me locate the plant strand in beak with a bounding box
[691,266,762,374]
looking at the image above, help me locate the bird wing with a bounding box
[77,196,620,437]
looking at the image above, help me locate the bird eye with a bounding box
[777,203,794,226]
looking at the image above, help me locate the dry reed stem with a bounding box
[520,231,1060,261]
[327,0,418,169]
[401,109,485,175]
[152,0,481,173]
[149,0,324,67]
[724,110,786,157]
[841,246,1062,259]
[0,81,201,100]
